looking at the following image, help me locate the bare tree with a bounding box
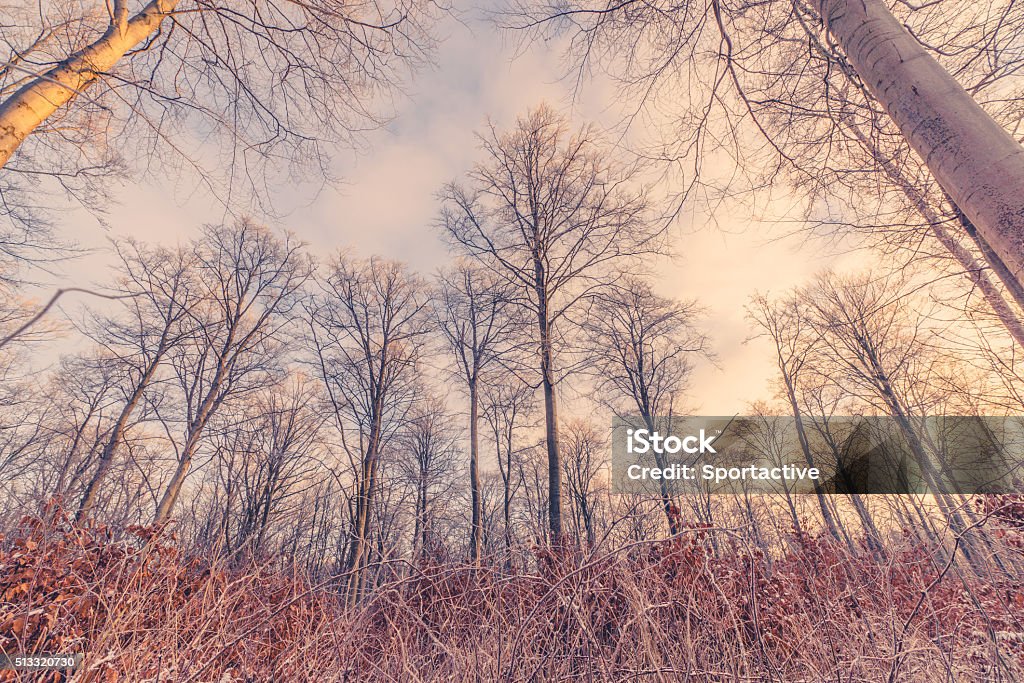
[434,261,516,562]
[507,0,1024,294]
[205,375,326,559]
[395,392,459,561]
[799,269,989,571]
[0,0,439,220]
[582,277,710,534]
[154,220,311,525]
[841,117,1024,347]
[35,353,120,503]
[516,441,552,545]
[737,405,808,539]
[441,105,666,542]
[76,239,197,519]
[0,378,52,512]
[481,378,535,565]
[748,293,843,543]
[561,419,606,547]
[797,375,886,554]
[305,255,428,602]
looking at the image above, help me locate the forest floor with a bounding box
[1,507,1023,682]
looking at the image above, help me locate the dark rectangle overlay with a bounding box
[611,416,1024,495]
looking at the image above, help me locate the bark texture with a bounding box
[819,0,1024,287]
[0,0,177,168]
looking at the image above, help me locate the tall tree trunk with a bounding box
[642,414,680,535]
[847,123,1024,347]
[153,427,204,525]
[580,495,595,548]
[76,356,162,521]
[420,484,428,556]
[535,282,562,543]
[540,364,562,542]
[499,426,514,568]
[503,471,512,566]
[469,381,483,563]
[539,350,562,543]
[0,0,178,167]
[818,0,1024,288]
[783,384,843,543]
[345,414,383,606]
[413,474,425,560]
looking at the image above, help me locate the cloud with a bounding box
[40,3,865,413]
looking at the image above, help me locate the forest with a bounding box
[1,0,1024,680]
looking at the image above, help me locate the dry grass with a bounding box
[1,508,1022,682]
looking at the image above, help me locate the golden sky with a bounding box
[45,5,869,415]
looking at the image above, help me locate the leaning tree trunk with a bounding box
[152,372,228,526]
[77,354,164,521]
[818,0,1024,289]
[153,423,205,525]
[0,0,178,168]
[847,123,1024,348]
[783,385,844,545]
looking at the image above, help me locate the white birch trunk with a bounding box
[818,0,1024,286]
[0,0,177,168]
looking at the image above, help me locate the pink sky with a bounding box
[42,5,863,415]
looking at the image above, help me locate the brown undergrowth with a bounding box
[1,505,1022,682]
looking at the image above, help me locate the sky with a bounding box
[42,4,861,415]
